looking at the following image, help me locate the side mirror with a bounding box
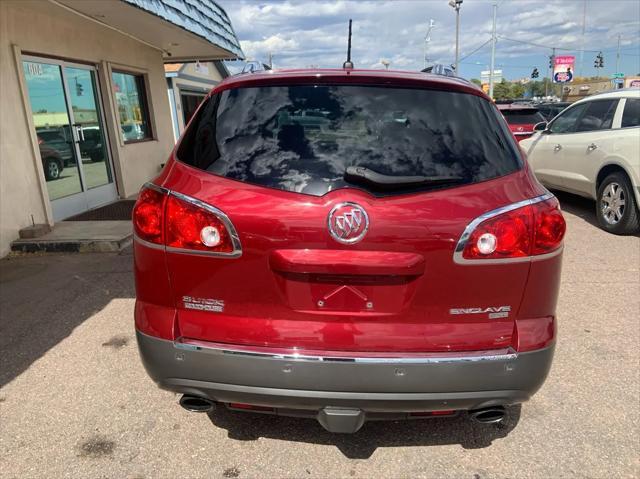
[533,121,548,132]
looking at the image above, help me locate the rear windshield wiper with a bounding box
[344,166,465,190]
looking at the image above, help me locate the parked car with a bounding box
[79,126,105,162]
[521,89,640,234]
[497,104,546,142]
[121,123,145,142]
[133,69,566,433]
[536,102,571,121]
[36,127,74,165]
[37,135,65,181]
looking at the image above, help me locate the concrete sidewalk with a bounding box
[11,221,132,253]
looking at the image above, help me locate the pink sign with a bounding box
[553,55,575,83]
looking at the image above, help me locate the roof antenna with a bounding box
[343,19,354,69]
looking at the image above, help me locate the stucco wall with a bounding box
[0,0,175,257]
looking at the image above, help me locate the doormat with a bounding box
[65,200,135,221]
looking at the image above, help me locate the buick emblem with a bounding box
[328,202,369,244]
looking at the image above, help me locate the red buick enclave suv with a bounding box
[497,104,547,142]
[133,69,565,433]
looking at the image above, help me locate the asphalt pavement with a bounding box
[1,192,638,478]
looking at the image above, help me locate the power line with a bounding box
[498,35,602,53]
[459,38,493,63]
[459,61,540,69]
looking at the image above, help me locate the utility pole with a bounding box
[423,19,435,69]
[616,34,621,89]
[454,6,460,72]
[579,0,586,77]
[616,34,621,72]
[488,3,497,99]
[551,47,556,99]
[449,1,463,73]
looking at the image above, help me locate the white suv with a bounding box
[521,88,640,234]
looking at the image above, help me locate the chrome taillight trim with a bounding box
[135,182,242,258]
[453,192,557,265]
[174,338,518,364]
[133,233,164,250]
[143,182,170,195]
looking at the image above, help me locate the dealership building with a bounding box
[0,0,242,256]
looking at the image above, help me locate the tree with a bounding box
[493,79,512,100]
[510,82,526,99]
[470,78,482,86]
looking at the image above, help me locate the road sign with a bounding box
[614,78,624,85]
[612,73,624,78]
[480,70,503,83]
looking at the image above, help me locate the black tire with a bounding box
[596,171,640,235]
[44,158,61,181]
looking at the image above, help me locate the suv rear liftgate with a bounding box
[134,71,565,433]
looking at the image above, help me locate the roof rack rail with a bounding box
[240,61,271,74]
[421,64,456,78]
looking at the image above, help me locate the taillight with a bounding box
[132,183,240,256]
[532,198,566,254]
[457,195,565,262]
[165,194,234,253]
[463,207,532,260]
[132,187,165,244]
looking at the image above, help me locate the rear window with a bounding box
[621,98,640,128]
[39,131,64,141]
[178,85,521,196]
[501,109,545,125]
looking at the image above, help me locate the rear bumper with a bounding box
[136,330,554,413]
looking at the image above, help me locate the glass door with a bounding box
[22,57,117,220]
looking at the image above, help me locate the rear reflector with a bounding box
[228,403,275,412]
[458,195,565,262]
[132,183,241,256]
[409,410,456,417]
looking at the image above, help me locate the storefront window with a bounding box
[111,71,152,143]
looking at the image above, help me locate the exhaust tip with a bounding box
[179,395,215,413]
[469,406,505,424]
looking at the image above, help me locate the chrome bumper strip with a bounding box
[173,339,518,364]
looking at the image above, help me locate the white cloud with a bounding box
[220,0,640,78]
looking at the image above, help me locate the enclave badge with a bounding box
[328,202,370,244]
[449,306,511,319]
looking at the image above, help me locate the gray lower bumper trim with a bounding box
[136,331,554,412]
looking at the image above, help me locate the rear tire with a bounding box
[90,152,104,162]
[44,158,61,181]
[596,172,640,235]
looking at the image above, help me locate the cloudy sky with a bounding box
[219,0,640,80]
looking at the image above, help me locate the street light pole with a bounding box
[449,0,463,73]
[488,3,497,99]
